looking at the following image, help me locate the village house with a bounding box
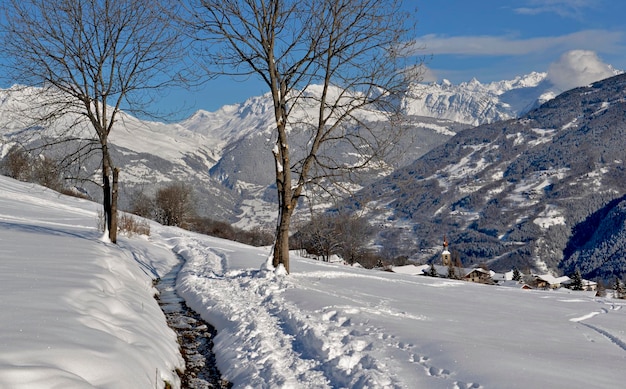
[490,270,515,283]
[533,274,571,289]
[581,279,598,291]
[464,268,493,284]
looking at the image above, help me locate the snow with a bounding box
[2,175,626,388]
[405,72,549,126]
[0,177,183,388]
[534,205,566,229]
[528,128,557,146]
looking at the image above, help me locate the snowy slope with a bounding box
[2,176,626,388]
[0,177,183,388]
[167,233,626,389]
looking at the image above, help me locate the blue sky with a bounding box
[166,0,626,119]
[2,0,624,121]
[413,0,626,84]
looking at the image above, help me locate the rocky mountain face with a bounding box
[351,73,626,280]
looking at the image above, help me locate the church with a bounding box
[441,236,451,266]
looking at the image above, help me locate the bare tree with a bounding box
[128,187,155,220]
[335,213,376,265]
[1,0,185,242]
[296,212,375,264]
[0,145,63,191]
[154,182,196,228]
[186,0,421,272]
[296,213,341,261]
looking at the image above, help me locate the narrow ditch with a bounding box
[156,260,232,389]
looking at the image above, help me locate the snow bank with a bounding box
[0,177,183,388]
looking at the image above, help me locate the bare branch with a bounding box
[1,0,187,242]
[182,0,422,273]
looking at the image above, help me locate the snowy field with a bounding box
[1,176,625,388]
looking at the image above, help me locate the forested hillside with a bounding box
[351,73,626,280]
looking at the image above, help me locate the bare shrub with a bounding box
[118,213,151,237]
[358,251,385,269]
[189,217,237,241]
[98,210,150,237]
[295,213,376,264]
[32,155,63,191]
[1,146,71,194]
[189,217,274,247]
[1,145,32,181]
[243,227,275,247]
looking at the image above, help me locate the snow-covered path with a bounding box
[156,229,626,389]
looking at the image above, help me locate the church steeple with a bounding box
[441,235,451,266]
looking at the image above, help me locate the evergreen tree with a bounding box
[570,269,584,291]
[512,267,522,282]
[613,278,625,299]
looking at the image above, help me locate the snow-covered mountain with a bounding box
[403,72,558,126]
[178,93,276,160]
[1,69,620,231]
[0,84,468,226]
[404,62,624,127]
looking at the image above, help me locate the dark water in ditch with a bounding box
[156,261,231,389]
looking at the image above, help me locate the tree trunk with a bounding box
[101,146,118,243]
[270,73,293,272]
[102,161,112,235]
[271,113,294,273]
[273,202,292,273]
[110,167,119,243]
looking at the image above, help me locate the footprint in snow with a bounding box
[454,381,483,389]
[411,354,448,377]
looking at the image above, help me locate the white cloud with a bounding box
[514,0,598,19]
[420,66,438,83]
[413,30,622,57]
[547,50,616,91]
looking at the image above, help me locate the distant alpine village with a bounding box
[384,237,626,298]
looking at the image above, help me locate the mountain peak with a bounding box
[404,71,553,126]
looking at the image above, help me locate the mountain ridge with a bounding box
[3,71,626,279]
